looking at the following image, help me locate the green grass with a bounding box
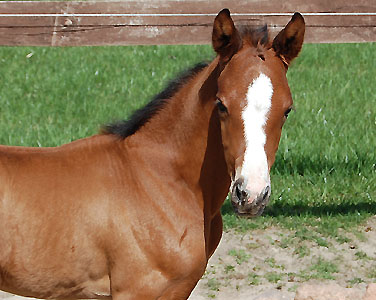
[248,272,260,285]
[228,249,251,265]
[348,277,365,286]
[207,278,220,291]
[224,264,235,274]
[355,251,370,261]
[302,257,339,280]
[0,45,213,146]
[264,257,285,270]
[0,43,375,238]
[265,272,283,283]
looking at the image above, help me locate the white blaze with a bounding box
[240,73,273,198]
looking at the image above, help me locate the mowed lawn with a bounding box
[0,43,375,239]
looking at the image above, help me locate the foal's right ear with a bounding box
[212,9,241,62]
[272,12,305,67]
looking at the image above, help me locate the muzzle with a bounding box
[231,176,271,217]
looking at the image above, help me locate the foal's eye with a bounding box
[284,107,292,118]
[216,98,228,113]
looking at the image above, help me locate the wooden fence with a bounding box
[0,0,375,46]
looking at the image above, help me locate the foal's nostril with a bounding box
[235,185,242,203]
[263,186,270,200]
[232,177,248,206]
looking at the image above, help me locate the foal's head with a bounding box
[212,10,305,216]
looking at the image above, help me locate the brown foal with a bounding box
[0,9,305,300]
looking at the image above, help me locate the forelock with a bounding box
[238,24,271,52]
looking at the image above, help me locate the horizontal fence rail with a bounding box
[0,0,375,46]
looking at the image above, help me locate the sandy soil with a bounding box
[189,217,376,300]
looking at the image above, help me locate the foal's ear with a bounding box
[272,13,305,67]
[212,9,241,62]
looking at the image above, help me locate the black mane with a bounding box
[103,25,269,140]
[102,62,208,139]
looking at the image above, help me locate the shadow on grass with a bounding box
[221,152,375,219]
[221,198,376,217]
[264,202,376,217]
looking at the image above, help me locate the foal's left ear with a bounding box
[272,13,305,67]
[212,9,241,62]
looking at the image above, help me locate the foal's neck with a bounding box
[127,58,230,216]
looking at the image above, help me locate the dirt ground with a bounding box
[1,217,375,300]
[189,217,376,300]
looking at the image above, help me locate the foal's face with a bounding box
[216,49,293,216]
[212,9,305,216]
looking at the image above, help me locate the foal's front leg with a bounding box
[156,276,203,300]
[110,255,205,300]
[111,277,200,300]
[110,266,166,300]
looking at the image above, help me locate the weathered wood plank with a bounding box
[0,0,375,46]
